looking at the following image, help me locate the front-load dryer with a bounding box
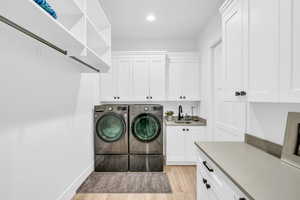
[94,104,129,172]
[129,104,164,172]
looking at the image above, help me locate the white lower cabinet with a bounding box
[166,126,207,165]
[197,149,248,200]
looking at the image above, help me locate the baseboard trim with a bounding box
[56,164,94,200]
[166,161,196,166]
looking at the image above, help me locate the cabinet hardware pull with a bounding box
[203,161,214,172]
[235,91,241,96]
[118,97,120,99]
[187,129,189,131]
[239,198,246,200]
[240,91,247,96]
[183,129,186,131]
[202,178,207,184]
[150,96,153,99]
[113,97,116,99]
[183,96,186,99]
[205,183,211,189]
[146,96,149,99]
[179,96,182,99]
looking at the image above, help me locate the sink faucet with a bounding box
[178,105,183,120]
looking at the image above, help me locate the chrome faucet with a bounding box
[178,105,183,120]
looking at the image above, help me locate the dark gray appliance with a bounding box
[94,104,129,172]
[129,104,164,172]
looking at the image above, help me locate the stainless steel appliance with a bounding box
[94,104,129,172]
[129,104,164,172]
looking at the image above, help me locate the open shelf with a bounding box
[86,17,108,54]
[0,0,85,55]
[86,0,110,31]
[0,0,111,73]
[76,47,110,73]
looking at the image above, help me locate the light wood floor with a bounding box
[73,166,196,200]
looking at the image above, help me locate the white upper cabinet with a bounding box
[280,0,300,102]
[100,59,116,101]
[116,58,132,101]
[100,52,167,102]
[132,57,150,101]
[221,0,246,102]
[168,53,201,101]
[149,56,166,101]
[247,0,280,102]
[132,55,166,101]
[100,56,132,101]
[223,0,300,103]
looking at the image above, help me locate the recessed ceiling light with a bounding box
[146,14,156,22]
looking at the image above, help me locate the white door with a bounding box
[280,0,300,102]
[222,0,245,101]
[247,0,280,102]
[100,58,117,101]
[132,57,149,101]
[168,60,181,101]
[181,61,200,100]
[116,57,132,101]
[166,127,185,163]
[212,41,245,141]
[149,56,166,101]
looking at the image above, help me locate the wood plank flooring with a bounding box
[73,166,196,200]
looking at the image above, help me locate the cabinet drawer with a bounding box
[197,149,248,200]
[197,166,220,200]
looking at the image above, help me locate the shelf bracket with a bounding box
[0,15,67,55]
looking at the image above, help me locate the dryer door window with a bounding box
[132,113,161,142]
[96,113,126,142]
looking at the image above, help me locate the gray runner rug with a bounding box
[77,172,172,193]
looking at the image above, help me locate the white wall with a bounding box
[197,12,300,146]
[248,103,300,145]
[112,38,197,52]
[0,23,97,199]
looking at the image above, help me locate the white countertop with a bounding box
[195,142,300,200]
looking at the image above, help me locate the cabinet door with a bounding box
[247,0,280,102]
[181,61,200,100]
[185,127,206,163]
[100,58,117,101]
[149,56,166,101]
[166,127,185,163]
[132,58,149,101]
[280,0,300,102]
[116,58,132,101]
[168,60,181,101]
[222,0,245,101]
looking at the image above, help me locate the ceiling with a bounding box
[99,0,224,40]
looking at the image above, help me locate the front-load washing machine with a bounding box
[94,104,129,172]
[129,104,164,172]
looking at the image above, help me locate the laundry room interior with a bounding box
[2,0,300,200]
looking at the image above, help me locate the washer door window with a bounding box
[132,113,161,142]
[96,113,126,142]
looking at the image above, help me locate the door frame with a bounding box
[209,37,222,141]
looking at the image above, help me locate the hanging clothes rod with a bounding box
[0,15,67,55]
[0,15,100,73]
[70,57,100,72]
